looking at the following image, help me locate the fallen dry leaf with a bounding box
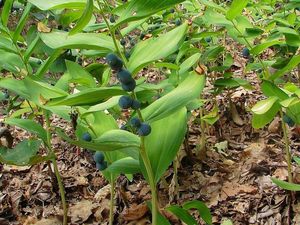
[122,203,149,221]
[68,200,94,224]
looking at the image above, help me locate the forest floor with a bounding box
[1,45,300,225]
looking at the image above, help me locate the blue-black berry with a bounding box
[131,100,141,110]
[94,152,105,163]
[96,161,108,171]
[283,114,295,127]
[205,37,212,43]
[106,53,123,71]
[242,48,250,58]
[130,117,141,128]
[121,79,136,92]
[120,39,126,46]
[137,123,151,136]
[170,8,175,13]
[109,15,115,23]
[117,69,133,84]
[82,132,92,142]
[118,96,133,109]
[175,19,181,26]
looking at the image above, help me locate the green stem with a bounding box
[280,110,293,184]
[44,110,68,225]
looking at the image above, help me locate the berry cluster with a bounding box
[130,117,151,136]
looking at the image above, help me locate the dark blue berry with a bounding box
[109,15,115,23]
[93,152,105,163]
[130,117,141,128]
[242,48,250,58]
[82,132,92,142]
[205,37,212,43]
[118,96,133,109]
[170,8,175,13]
[137,123,151,136]
[283,114,295,127]
[106,53,123,71]
[120,39,126,46]
[121,79,136,92]
[117,69,133,84]
[140,33,145,40]
[175,19,181,26]
[96,161,107,171]
[131,100,141,110]
[125,51,131,59]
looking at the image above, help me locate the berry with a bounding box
[125,51,131,59]
[140,33,145,40]
[106,53,123,71]
[96,161,108,171]
[109,15,115,23]
[137,123,151,136]
[130,117,141,128]
[170,8,175,13]
[117,69,133,84]
[120,39,126,46]
[121,79,136,92]
[131,100,141,110]
[283,114,295,127]
[82,132,92,142]
[175,19,181,26]
[242,48,250,58]
[205,37,212,43]
[94,152,105,163]
[118,95,133,109]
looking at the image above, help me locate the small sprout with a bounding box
[96,161,108,171]
[137,123,151,136]
[106,53,123,71]
[82,132,92,142]
[93,152,105,163]
[117,69,133,84]
[131,100,141,110]
[242,47,250,58]
[130,117,141,128]
[121,79,136,92]
[118,96,133,109]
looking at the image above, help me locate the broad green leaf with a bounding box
[113,0,184,27]
[201,46,224,62]
[1,0,14,26]
[0,36,18,54]
[82,96,120,117]
[56,128,140,158]
[203,8,231,26]
[271,178,300,191]
[261,81,289,100]
[142,72,205,122]
[270,55,300,81]
[166,206,197,225]
[226,0,249,21]
[251,97,279,115]
[183,200,212,225]
[143,108,187,183]
[179,53,201,75]
[47,87,126,106]
[40,31,115,51]
[28,0,87,10]
[197,0,226,12]
[66,60,96,87]
[0,50,26,74]
[5,119,47,143]
[276,27,300,47]
[0,140,42,166]
[128,24,188,75]
[69,0,94,35]
[251,40,284,55]
[106,157,140,174]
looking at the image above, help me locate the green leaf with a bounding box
[251,96,279,115]
[40,31,115,51]
[5,119,47,143]
[142,72,205,122]
[179,53,201,75]
[128,24,188,75]
[113,0,185,27]
[251,40,284,55]
[271,178,300,191]
[13,3,33,43]
[0,50,26,74]
[1,0,14,26]
[201,46,224,62]
[270,55,300,81]
[0,140,42,166]
[183,200,212,225]
[226,0,249,21]
[166,206,198,225]
[28,0,87,10]
[56,128,140,158]
[66,60,96,87]
[106,157,140,174]
[294,157,300,166]
[47,87,126,106]
[69,0,94,35]
[82,96,120,117]
[261,81,289,100]
[143,108,187,183]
